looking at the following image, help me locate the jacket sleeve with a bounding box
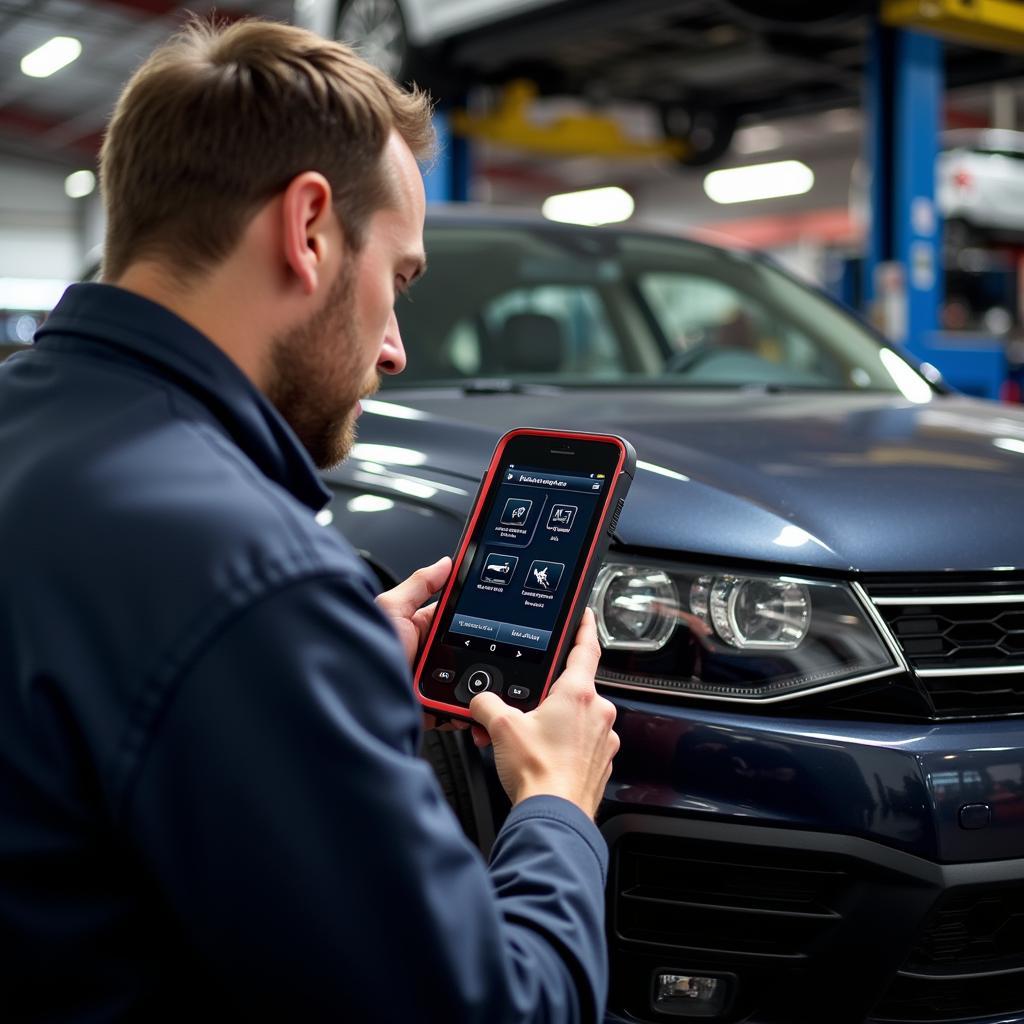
[123,571,609,1023]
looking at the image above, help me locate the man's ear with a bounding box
[280,172,338,296]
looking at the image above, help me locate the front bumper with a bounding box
[598,699,1024,1023]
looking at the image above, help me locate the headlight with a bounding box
[697,575,810,650]
[591,564,678,651]
[590,560,896,702]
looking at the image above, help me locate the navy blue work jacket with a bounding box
[0,284,608,1022]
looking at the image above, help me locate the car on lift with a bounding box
[939,128,1024,247]
[324,206,1024,1024]
[318,0,871,170]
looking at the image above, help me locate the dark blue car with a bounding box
[324,208,1024,1024]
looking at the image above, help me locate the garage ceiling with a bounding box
[0,0,291,167]
[2,0,1024,174]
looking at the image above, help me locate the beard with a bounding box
[266,264,378,470]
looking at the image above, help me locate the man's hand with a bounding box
[375,556,470,734]
[469,609,619,819]
[375,556,451,668]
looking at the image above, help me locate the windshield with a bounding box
[387,222,928,394]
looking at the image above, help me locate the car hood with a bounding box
[343,388,1024,574]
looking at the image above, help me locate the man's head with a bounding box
[100,19,434,467]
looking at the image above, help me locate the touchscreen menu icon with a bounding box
[500,497,533,526]
[525,559,565,593]
[480,552,518,585]
[547,504,577,531]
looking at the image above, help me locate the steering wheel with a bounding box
[663,342,718,375]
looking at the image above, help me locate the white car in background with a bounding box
[296,0,567,83]
[939,128,1024,244]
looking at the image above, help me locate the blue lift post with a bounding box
[423,107,471,204]
[864,23,943,355]
[864,23,1007,398]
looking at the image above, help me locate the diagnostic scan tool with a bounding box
[415,428,636,718]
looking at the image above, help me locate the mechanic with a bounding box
[0,19,619,1023]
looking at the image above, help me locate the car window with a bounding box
[388,223,929,395]
[442,284,625,379]
[639,271,846,386]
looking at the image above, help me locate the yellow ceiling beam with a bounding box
[882,0,1024,54]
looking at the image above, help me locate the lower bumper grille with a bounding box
[614,833,849,958]
[872,883,1024,1023]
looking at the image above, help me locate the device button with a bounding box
[454,663,504,705]
[607,496,625,536]
[467,670,492,695]
[431,668,455,683]
[507,685,531,700]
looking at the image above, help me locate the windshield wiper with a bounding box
[460,379,564,395]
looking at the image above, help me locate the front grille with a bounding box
[872,883,1024,1023]
[613,833,850,958]
[867,585,1024,716]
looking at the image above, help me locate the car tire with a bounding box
[944,216,978,254]
[420,729,503,856]
[337,0,416,84]
[659,103,737,167]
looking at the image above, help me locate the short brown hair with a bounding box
[99,18,434,280]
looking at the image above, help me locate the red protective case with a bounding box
[413,427,635,719]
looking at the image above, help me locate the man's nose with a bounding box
[377,309,406,375]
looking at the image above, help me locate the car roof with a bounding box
[943,127,1024,154]
[422,202,750,255]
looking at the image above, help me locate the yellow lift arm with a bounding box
[451,80,690,161]
[883,0,1024,54]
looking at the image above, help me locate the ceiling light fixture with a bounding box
[0,278,70,311]
[64,170,96,199]
[704,160,814,205]
[732,125,783,155]
[21,36,82,78]
[542,186,634,226]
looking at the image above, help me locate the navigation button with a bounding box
[497,621,552,651]
[450,613,502,641]
[467,670,492,695]
[507,685,531,700]
[454,663,504,705]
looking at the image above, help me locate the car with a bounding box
[939,128,1024,246]
[308,0,743,164]
[323,206,1024,1024]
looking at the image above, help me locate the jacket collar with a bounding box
[37,283,331,512]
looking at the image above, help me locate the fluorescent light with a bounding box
[733,125,783,155]
[0,278,69,311]
[704,160,814,205]
[879,349,933,404]
[21,36,81,78]
[542,186,634,226]
[64,169,95,199]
